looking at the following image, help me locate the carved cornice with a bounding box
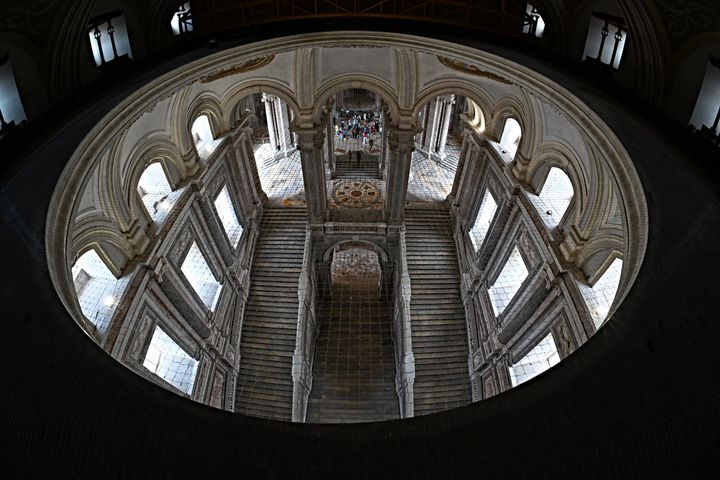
[200,55,275,83]
[438,56,515,85]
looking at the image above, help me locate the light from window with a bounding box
[88,12,133,67]
[499,118,522,159]
[72,249,130,334]
[191,115,215,154]
[528,167,574,229]
[143,325,198,394]
[214,186,243,248]
[171,2,193,35]
[138,163,173,224]
[469,189,498,251]
[509,332,560,386]
[522,3,545,38]
[582,14,627,70]
[488,246,529,316]
[689,58,720,137]
[181,242,221,311]
[0,56,27,130]
[578,258,623,329]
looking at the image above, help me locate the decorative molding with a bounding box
[200,55,275,83]
[437,56,514,85]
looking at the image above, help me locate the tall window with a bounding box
[499,118,522,160]
[582,13,627,71]
[509,332,560,387]
[0,54,26,133]
[170,2,193,35]
[578,258,623,329]
[469,189,498,251]
[488,246,529,316]
[689,56,720,140]
[181,242,222,311]
[191,115,216,155]
[88,12,133,67]
[72,249,130,334]
[522,3,545,38]
[214,186,243,248]
[528,167,574,229]
[143,325,198,395]
[137,163,174,224]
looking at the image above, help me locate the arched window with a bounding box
[522,3,545,38]
[170,2,193,35]
[181,242,222,311]
[509,332,560,386]
[689,57,720,139]
[578,258,623,329]
[0,54,27,132]
[71,249,130,334]
[87,11,133,67]
[137,162,174,224]
[191,115,216,155]
[582,13,627,71]
[488,246,529,316]
[214,185,243,248]
[499,118,522,159]
[528,167,574,229]
[469,189,498,251]
[142,325,198,394]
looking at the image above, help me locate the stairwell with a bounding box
[404,206,472,416]
[234,207,307,420]
[306,265,400,423]
[333,153,380,179]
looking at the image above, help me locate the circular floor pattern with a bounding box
[333,180,382,208]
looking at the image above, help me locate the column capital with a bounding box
[294,126,325,151]
[387,127,420,152]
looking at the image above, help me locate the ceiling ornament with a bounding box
[437,56,514,85]
[200,54,275,83]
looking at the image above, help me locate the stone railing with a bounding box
[392,225,415,418]
[291,226,320,422]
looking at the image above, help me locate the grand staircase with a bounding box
[306,267,400,423]
[234,207,307,420]
[333,153,380,179]
[404,206,472,416]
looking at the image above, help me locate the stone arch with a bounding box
[186,92,226,144]
[123,136,186,226]
[221,80,301,130]
[313,75,400,126]
[70,219,137,278]
[412,80,495,132]
[322,240,389,264]
[524,141,588,229]
[488,93,542,160]
[576,237,624,287]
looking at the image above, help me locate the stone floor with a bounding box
[406,149,459,203]
[253,143,306,206]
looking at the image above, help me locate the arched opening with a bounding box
[581,12,627,71]
[407,94,466,203]
[499,117,522,159]
[528,166,574,229]
[689,56,720,139]
[87,10,133,68]
[578,257,623,328]
[523,3,546,38]
[191,114,218,156]
[71,249,130,334]
[137,162,178,225]
[326,88,387,222]
[0,54,26,131]
[306,244,399,422]
[142,324,198,395]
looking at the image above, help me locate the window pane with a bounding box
[488,246,529,316]
[181,242,222,311]
[143,325,198,394]
[509,332,560,386]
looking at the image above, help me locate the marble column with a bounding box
[436,95,455,156]
[262,93,277,152]
[295,126,328,223]
[384,128,416,223]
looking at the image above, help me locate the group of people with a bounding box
[334,111,381,145]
